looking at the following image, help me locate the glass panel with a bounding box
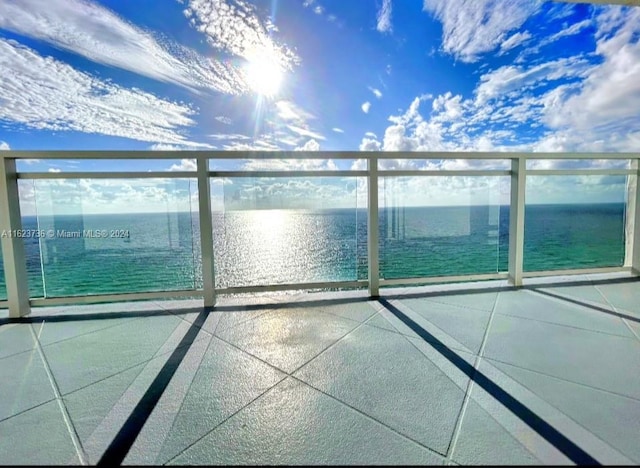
[24,178,198,298]
[524,175,627,271]
[209,159,358,171]
[16,159,194,173]
[0,227,5,301]
[526,159,631,170]
[17,180,45,298]
[211,177,366,288]
[378,159,510,171]
[379,176,509,279]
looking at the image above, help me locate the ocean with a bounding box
[0,203,627,300]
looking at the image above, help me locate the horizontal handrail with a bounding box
[2,150,639,160]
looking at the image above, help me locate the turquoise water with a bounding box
[0,203,626,300]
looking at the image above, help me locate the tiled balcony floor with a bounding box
[1,273,639,465]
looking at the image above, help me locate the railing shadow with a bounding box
[0,308,200,327]
[529,288,640,324]
[96,306,211,466]
[377,298,600,465]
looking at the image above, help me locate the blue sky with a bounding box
[0,0,638,211]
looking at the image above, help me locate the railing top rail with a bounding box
[1,150,638,160]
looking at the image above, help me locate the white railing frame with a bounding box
[1,151,639,317]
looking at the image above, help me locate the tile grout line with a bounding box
[123,326,217,465]
[288,313,378,376]
[592,284,640,343]
[379,299,479,404]
[163,373,290,465]
[526,287,640,338]
[444,290,501,464]
[164,315,385,463]
[495,307,639,341]
[44,325,212,405]
[371,298,488,461]
[288,375,448,462]
[483,354,640,404]
[28,321,88,466]
[27,310,169,350]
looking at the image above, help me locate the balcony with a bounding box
[1,151,640,465]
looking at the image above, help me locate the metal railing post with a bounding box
[368,155,380,296]
[0,154,31,317]
[196,155,216,308]
[508,156,526,286]
[626,158,640,275]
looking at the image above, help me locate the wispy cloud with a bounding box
[332,127,344,133]
[362,101,372,113]
[183,0,299,69]
[377,0,393,33]
[271,100,325,145]
[547,19,592,43]
[475,56,594,105]
[214,116,233,125]
[150,144,211,152]
[0,39,207,145]
[0,0,247,94]
[423,0,540,62]
[369,87,383,99]
[500,31,531,53]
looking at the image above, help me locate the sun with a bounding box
[244,56,283,97]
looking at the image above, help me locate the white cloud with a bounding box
[332,127,344,133]
[295,139,321,151]
[0,141,9,150]
[183,0,299,70]
[286,125,325,141]
[359,137,381,151]
[275,100,315,123]
[423,0,540,62]
[365,131,377,138]
[369,87,383,99]
[314,5,324,15]
[19,178,196,215]
[215,116,233,125]
[271,100,325,145]
[538,7,640,149]
[0,0,246,94]
[377,0,393,33]
[150,143,213,151]
[0,39,205,146]
[362,101,372,113]
[500,31,531,53]
[47,168,61,173]
[168,159,197,171]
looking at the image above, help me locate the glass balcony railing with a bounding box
[0,152,637,314]
[524,175,628,272]
[20,178,199,298]
[379,176,509,279]
[0,231,5,302]
[211,177,367,288]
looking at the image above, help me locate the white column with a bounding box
[196,156,216,308]
[508,156,526,286]
[367,156,380,296]
[0,155,31,317]
[625,158,640,275]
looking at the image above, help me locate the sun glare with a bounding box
[244,56,283,97]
